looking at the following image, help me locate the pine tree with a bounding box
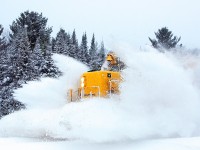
[0,24,6,50]
[51,37,56,53]
[10,10,52,51]
[149,27,181,50]
[88,34,99,70]
[0,96,25,118]
[0,25,9,89]
[0,47,10,89]
[65,33,71,56]
[0,28,28,118]
[30,39,46,78]
[41,44,61,78]
[7,27,32,86]
[98,41,106,68]
[69,29,79,59]
[89,34,97,58]
[0,25,8,84]
[79,32,89,64]
[54,28,68,55]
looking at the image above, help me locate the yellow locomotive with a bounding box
[67,52,123,102]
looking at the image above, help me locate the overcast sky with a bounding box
[1,0,200,49]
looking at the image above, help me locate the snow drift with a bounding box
[1,47,200,142]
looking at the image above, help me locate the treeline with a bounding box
[0,10,106,118]
[52,29,105,70]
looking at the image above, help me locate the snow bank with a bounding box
[2,137,200,150]
[14,54,88,109]
[1,49,200,142]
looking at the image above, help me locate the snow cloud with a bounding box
[1,49,200,142]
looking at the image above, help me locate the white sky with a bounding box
[1,0,200,49]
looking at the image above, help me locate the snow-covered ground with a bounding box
[1,137,200,150]
[1,47,200,149]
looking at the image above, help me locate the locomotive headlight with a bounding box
[81,77,85,88]
[81,77,85,83]
[81,83,84,88]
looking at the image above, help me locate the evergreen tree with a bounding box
[0,28,8,84]
[0,28,29,118]
[0,24,6,50]
[69,29,79,59]
[7,27,32,86]
[98,41,106,67]
[0,47,10,89]
[41,44,61,78]
[79,32,89,64]
[0,97,25,118]
[51,37,56,53]
[65,33,71,55]
[30,39,46,78]
[10,10,52,51]
[149,27,181,50]
[89,34,97,58]
[54,28,68,55]
[88,34,99,70]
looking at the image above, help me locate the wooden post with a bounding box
[69,89,73,102]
